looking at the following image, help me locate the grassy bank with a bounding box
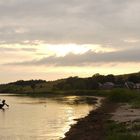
[108,89,140,108]
[104,89,140,140]
[105,121,140,140]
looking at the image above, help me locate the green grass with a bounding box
[108,89,140,108]
[105,121,140,140]
[108,89,138,102]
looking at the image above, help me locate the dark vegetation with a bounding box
[0,72,140,94]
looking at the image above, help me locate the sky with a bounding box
[0,0,140,83]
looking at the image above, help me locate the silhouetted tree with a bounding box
[92,73,105,83]
[105,74,115,83]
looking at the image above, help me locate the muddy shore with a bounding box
[62,99,118,140]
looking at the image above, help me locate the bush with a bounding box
[108,89,139,103]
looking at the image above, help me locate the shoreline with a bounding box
[62,99,118,140]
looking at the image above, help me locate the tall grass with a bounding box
[108,89,140,108]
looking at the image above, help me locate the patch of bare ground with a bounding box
[111,104,140,123]
[111,103,140,135]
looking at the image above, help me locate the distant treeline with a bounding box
[9,80,46,86]
[53,72,140,90]
[0,72,140,93]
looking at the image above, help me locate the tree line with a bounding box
[0,72,139,93]
[53,73,140,90]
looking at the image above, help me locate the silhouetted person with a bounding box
[0,100,9,109]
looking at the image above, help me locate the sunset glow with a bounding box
[0,0,139,83]
[38,43,106,56]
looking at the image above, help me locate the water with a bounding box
[0,94,98,140]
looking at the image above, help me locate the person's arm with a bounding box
[5,103,9,107]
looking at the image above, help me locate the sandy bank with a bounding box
[111,104,140,123]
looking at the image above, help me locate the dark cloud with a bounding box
[0,0,140,46]
[5,49,140,66]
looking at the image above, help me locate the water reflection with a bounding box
[0,94,99,140]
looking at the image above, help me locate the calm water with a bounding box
[0,94,98,140]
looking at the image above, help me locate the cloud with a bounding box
[0,46,37,52]
[0,47,17,52]
[0,0,140,47]
[20,48,37,52]
[5,48,140,66]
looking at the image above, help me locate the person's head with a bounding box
[2,100,5,104]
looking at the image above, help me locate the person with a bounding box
[0,100,9,109]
